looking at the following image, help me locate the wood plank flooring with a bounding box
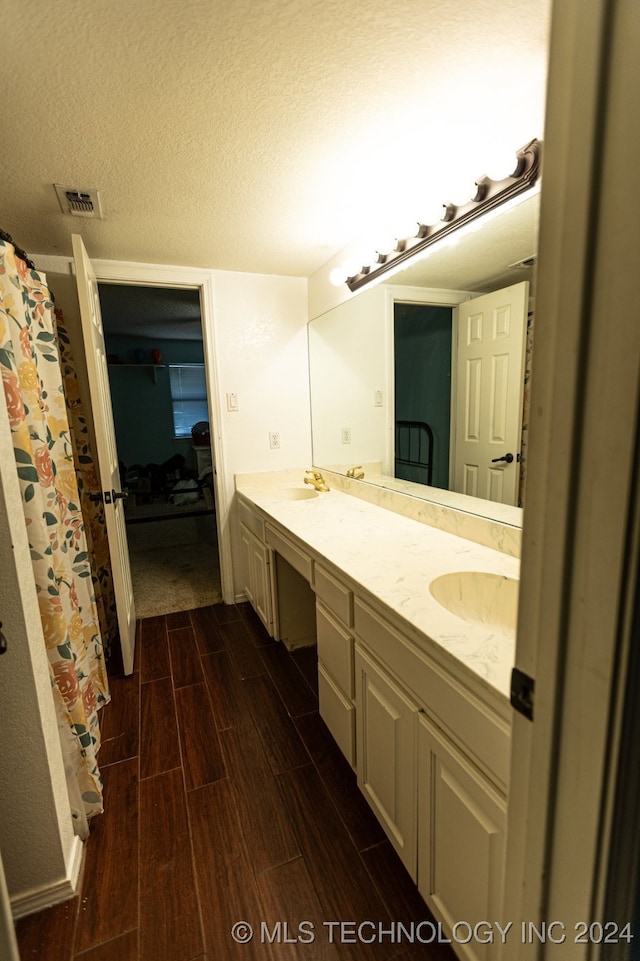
[15,603,456,961]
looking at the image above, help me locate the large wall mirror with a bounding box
[308,190,539,527]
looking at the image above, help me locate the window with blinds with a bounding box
[168,364,209,439]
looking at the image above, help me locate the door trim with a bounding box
[503,0,640,951]
[90,259,234,604]
[382,285,475,479]
[0,852,19,960]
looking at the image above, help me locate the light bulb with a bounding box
[481,146,520,181]
[393,220,420,243]
[343,258,363,278]
[373,235,397,257]
[447,180,477,208]
[418,203,448,227]
[329,267,348,287]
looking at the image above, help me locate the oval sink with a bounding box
[271,487,319,501]
[429,571,519,637]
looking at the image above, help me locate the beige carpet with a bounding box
[127,514,222,618]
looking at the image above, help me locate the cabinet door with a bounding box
[240,522,273,633]
[418,714,506,961]
[355,643,418,878]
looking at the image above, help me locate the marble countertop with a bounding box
[236,470,519,703]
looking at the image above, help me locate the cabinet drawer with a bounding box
[318,662,355,766]
[354,599,510,791]
[266,523,313,583]
[238,496,265,541]
[315,564,353,626]
[316,602,354,697]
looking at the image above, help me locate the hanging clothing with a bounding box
[0,238,109,830]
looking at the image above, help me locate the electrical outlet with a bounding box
[269,431,280,449]
[341,427,351,444]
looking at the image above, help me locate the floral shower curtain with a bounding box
[0,237,110,833]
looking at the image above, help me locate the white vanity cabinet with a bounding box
[234,479,514,961]
[315,564,356,766]
[354,642,419,879]
[417,715,506,961]
[238,498,275,633]
[352,596,509,958]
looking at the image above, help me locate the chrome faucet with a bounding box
[346,465,365,480]
[304,470,329,491]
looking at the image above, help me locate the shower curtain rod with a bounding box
[0,228,35,268]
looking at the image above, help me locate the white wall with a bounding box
[308,285,387,468]
[0,384,80,917]
[308,237,368,320]
[211,270,311,596]
[41,258,312,601]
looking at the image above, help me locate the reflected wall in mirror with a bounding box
[308,191,539,526]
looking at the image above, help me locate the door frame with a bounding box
[0,853,19,961]
[392,300,456,491]
[502,0,640,953]
[91,259,234,604]
[382,285,473,480]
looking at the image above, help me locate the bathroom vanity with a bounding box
[236,469,519,961]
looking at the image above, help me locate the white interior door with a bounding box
[72,235,136,675]
[453,281,528,505]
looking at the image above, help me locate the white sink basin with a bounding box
[429,571,519,637]
[271,487,319,501]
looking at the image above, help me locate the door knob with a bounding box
[491,452,514,464]
[102,490,128,504]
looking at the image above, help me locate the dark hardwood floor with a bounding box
[16,603,456,961]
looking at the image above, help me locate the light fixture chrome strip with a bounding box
[346,138,542,291]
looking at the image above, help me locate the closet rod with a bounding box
[0,228,35,268]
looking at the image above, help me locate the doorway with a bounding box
[393,302,453,490]
[98,282,222,618]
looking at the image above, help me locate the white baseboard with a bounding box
[10,836,85,920]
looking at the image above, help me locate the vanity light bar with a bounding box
[345,138,542,292]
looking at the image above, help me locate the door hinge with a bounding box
[510,667,535,720]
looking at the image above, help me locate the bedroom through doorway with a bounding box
[98,282,221,618]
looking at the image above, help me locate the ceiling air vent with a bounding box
[54,184,103,219]
[509,255,537,270]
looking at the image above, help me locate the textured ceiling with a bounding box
[2,0,550,277]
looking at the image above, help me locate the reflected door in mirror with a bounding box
[454,282,528,505]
